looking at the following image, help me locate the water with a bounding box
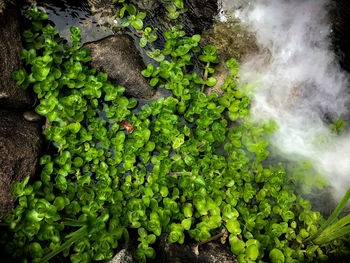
[21,0,114,44]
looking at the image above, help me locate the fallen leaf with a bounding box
[117,120,134,133]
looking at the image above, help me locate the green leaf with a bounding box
[269,248,285,263]
[173,0,184,9]
[181,218,191,230]
[206,77,217,87]
[131,19,143,30]
[150,78,159,87]
[125,4,137,16]
[204,45,216,55]
[136,12,146,20]
[226,219,241,235]
[173,134,185,149]
[140,37,148,47]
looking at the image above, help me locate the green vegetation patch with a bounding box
[1,4,350,263]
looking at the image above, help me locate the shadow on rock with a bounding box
[0,111,42,217]
[84,34,156,100]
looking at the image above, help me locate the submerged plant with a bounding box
[2,4,350,263]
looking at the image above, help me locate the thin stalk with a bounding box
[39,225,88,263]
[193,232,225,256]
[305,187,350,242]
[201,62,210,92]
[314,225,350,244]
[167,172,192,176]
[62,219,88,227]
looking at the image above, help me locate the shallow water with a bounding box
[21,0,113,44]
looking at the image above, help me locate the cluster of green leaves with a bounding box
[330,118,345,134]
[163,0,187,19]
[119,2,146,30]
[114,0,187,59]
[2,5,350,263]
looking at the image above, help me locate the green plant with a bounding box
[163,0,187,20]
[2,5,350,263]
[120,3,146,30]
[306,187,350,245]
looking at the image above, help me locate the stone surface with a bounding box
[331,0,350,72]
[156,233,237,263]
[0,0,33,109]
[0,0,5,13]
[0,111,42,217]
[200,19,260,63]
[144,0,218,37]
[84,35,156,99]
[23,111,42,122]
[108,248,135,263]
[206,63,228,97]
[183,0,218,34]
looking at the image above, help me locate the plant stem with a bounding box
[201,62,210,92]
[193,232,225,255]
[39,226,88,263]
[167,172,192,176]
[305,187,350,242]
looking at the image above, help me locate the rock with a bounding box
[134,0,160,10]
[206,63,228,97]
[183,0,218,34]
[330,0,350,72]
[84,35,156,99]
[107,230,139,263]
[144,0,218,37]
[0,0,4,13]
[200,19,260,63]
[157,233,237,263]
[108,248,135,263]
[87,0,118,30]
[23,111,42,122]
[0,0,33,109]
[0,111,42,217]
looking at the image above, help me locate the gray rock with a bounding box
[84,35,156,99]
[200,19,260,63]
[206,63,228,97]
[0,111,42,217]
[0,1,33,109]
[108,248,135,263]
[157,233,237,263]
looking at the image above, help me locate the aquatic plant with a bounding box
[1,4,350,263]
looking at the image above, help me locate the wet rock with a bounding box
[0,0,33,109]
[0,111,42,217]
[88,0,117,27]
[144,0,218,37]
[157,233,237,263]
[183,0,218,34]
[133,0,160,10]
[88,0,115,15]
[0,0,4,13]
[206,63,227,97]
[107,230,138,263]
[108,248,135,263]
[331,0,350,72]
[84,35,156,99]
[200,19,260,63]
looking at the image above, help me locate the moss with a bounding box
[200,18,260,63]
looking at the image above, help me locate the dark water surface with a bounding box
[20,0,114,44]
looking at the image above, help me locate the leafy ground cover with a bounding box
[1,3,350,263]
